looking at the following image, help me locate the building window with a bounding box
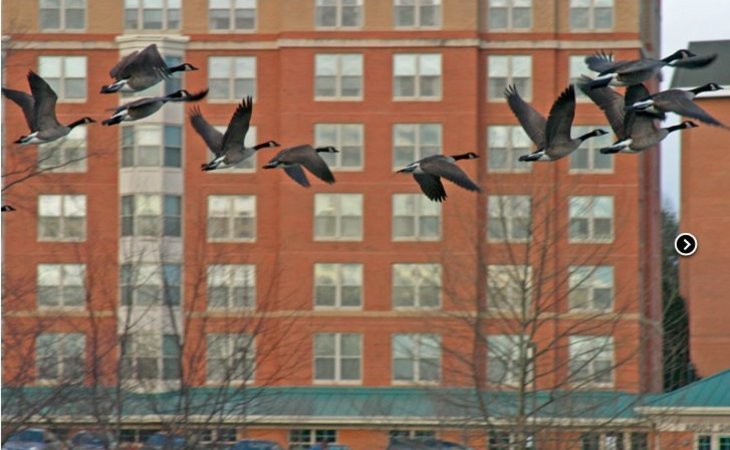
[206,333,255,382]
[120,334,181,381]
[489,432,535,450]
[569,196,613,242]
[487,265,531,311]
[37,264,85,308]
[697,436,711,450]
[392,194,441,240]
[487,55,531,101]
[389,431,436,441]
[209,126,257,171]
[393,54,442,99]
[207,264,256,309]
[38,127,87,172]
[314,263,363,308]
[119,430,157,444]
[568,55,593,101]
[392,264,441,309]
[570,0,613,30]
[38,56,86,100]
[487,195,531,242]
[630,433,648,450]
[208,56,256,100]
[569,266,613,311]
[392,333,441,383]
[207,195,256,241]
[209,0,256,31]
[120,264,181,306]
[313,193,363,241]
[124,0,180,30]
[393,123,441,168]
[722,436,730,450]
[121,194,181,237]
[568,335,614,386]
[200,429,237,445]
[487,126,532,172]
[314,333,362,383]
[38,194,86,241]
[36,333,85,383]
[487,335,534,386]
[315,0,361,28]
[314,124,363,170]
[39,0,85,30]
[394,0,441,28]
[289,430,336,450]
[121,125,182,168]
[569,126,613,172]
[487,0,531,30]
[314,54,363,100]
[580,433,600,450]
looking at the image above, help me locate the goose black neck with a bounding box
[452,153,474,161]
[661,50,685,63]
[690,84,715,95]
[168,64,188,73]
[68,118,88,128]
[577,130,603,142]
[666,123,687,133]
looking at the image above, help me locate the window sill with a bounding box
[485,27,533,33]
[37,237,86,243]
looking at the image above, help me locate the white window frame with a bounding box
[120,263,182,306]
[208,0,257,32]
[314,54,364,101]
[568,335,614,387]
[313,333,362,384]
[389,430,437,441]
[487,334,534,386]
[121,124,183,169]
[488,432,536,450]
[569,125,614,173]
[315,0,362,29]
[207,195,257,242]
[487,195,531,242]
[207,264,256,310]
[569,0,614,31]
[487,125,532,173]
[37,264,86,309]
[392,194,441,241]
[393,0,442,29]
[208,56,257,101]
[392,333,441,384]
[568,55,594,102]
[486,0,532,31]
[314,263,363,309]
[124,0,181,30]
[206,333,255,383]
[392,264,442,309]
[314,123,364,170]
[696,434,730,450]
[38,194,86,241]
[569,196,614,243]
[36,333,85,384]
[289,430,337,450]
[38,127,87,172]
[37,56,87,101]
[568,266,614,312]
[392,123,442,169]
[393,53,442,100]
[39,0,86,31]
[120,194,182,238]
[486,265,531,312]
[207,125,257,172]
[487,55,532,101]
[313,193,363,241]
[120,333,181,382]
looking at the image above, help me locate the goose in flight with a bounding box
[102,88,208,126]
[263,145,338,187]
[397,153,480,202]
[101,44,198,93]
[624,83,727,128]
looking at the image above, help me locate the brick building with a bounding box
[2,1,664,449]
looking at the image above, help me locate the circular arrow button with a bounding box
[675,233,698,257]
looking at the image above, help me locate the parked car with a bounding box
[387,438,471,450]
[310,443,351,450]
[2,428,63,450]
[68,431,116,450]
[141,433,186,450]
[226,440,284,450]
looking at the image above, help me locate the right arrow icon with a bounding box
[675,233,698,257]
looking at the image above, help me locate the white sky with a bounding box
[661,0,730,214]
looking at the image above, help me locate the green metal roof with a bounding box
[645,369,730,408]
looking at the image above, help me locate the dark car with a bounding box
[310,444,350,450]
[141,432,186,450]
[68,431,116,450]
[227,440,284,450]
[2,428,63,450]
[387,438,471,450]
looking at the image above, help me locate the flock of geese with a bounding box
[1,44,726,210]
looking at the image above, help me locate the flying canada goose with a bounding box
[583,49,717,89]
[1,71,95,145]
[397,153,480,202]
[263,145,338,187]
[578,79,699,154]
[1,205,16,212]
[505,84,608,162]
[191,97,280,171]
[624,83,727,128]
[101,44,198,93]
[102,89,208,126]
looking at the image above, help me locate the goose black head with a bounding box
[453,152,479,161]
[663,49,695,62]
[682,121,699,129]
[181,63,198,71]
[69,117,96,128]
[1,205,16,212]
[698,82,723,93]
